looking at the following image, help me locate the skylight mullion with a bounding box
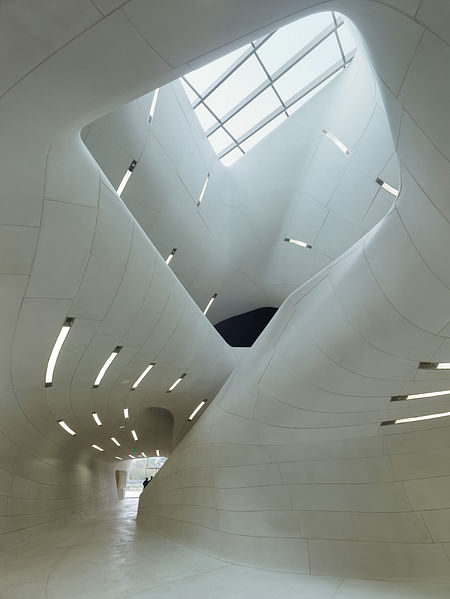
[332,12,347,65]
[252,42,289,117]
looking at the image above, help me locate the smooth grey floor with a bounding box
[2,499,450,599]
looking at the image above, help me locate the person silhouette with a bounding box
[142,477,149,489]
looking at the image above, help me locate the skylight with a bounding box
[182,12,356,165]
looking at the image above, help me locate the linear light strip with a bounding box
[419,362,450,370]
[322,129,350,155]
[376,177,399,197]
[92,444,104,452]
[124,408,129,419]
[131,429,138,441]
[156,449,160,457]
[391,389,450,401]
[45,318,74,387]
[131,363,155,390]
[128,454,135,459]
[57,419,76,436]
[203,293,217,315]
[92,412,102,426]
[115,456,122,460]
[116,160,137,197]
[284,237,312,249]
[141,452,147,457]
[197,174,210,206]
[111,437,121,446]
[148,88,160,123]
[167,373,186,393]
[382,411,450,426]
[93,346,122,388]
[165,248,177,265]
[188,400,207,421]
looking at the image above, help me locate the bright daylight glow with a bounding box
[124,408,129,419]
[392,389,450,401]
[115,456,122,460]
[165,248,177,265]
[203,293,218,315]
[116,160,137,196]
[92,444,104,452]
[45,318,74,387]
[394,411,450,424]
[131,363,155,390]
[131,429,138,441]
[284,237,312,249]
[57,419,76,436]
[148,88,160,123]
[182,12,356,164]
[322,129,350,155]
[188,401,207,421]
[93,346,122,388]
[167,373,186,392]
[376,177,399,197]
[197,174,210,206]
[92,412,102,426]
[156,449,160,457]
[111,437,121,446]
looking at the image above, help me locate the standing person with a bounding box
[142,477,149,489]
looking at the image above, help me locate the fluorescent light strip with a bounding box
[284,237,312,249]
[111,437,121,447]
[92,412,102,426]
[128,454,135,459]
[116,160,137,197]
[131,429,138,441]
[382,411,450,426]
[203,293,218,315]
[141,452,146,457]
[197,173,210,206]
[156,449,160,457]
[419,362,450,370]
[123,408,129,419]
[165,248,177,265]
[322,129,350,155]
[92,444,104,452]
[45,318,74,387]
[148,88,160,123]
[391,389,450,401]
[93,346,122,388]
[376,177,399,197]
[167,373,186,393]
[57,419,76,436]
[131,363,155,390]
[188,400,207,421]
[115,456,122,460]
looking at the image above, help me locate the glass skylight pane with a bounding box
[287,70,341,115]
[337,22,357,57]
[257,12,334,75]
[206,55,267,118]
[221,147,244,166]
[181,79,198,102]
[208,127,234,153]
[274,34,340,103]
[240,113,287,152]
[225,87,280,139]
[185,46,249,95]
[194,104,217,130]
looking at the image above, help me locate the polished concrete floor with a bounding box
[2,499,450,599]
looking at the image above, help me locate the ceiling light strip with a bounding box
[131,429,138,441]
[115,456,123,460]
[141,452,147,457]
[57,419,76,436]
[148,88,160,124]
[188,400,207,421]
[156,449,160,457]
[391,389,450,402]
[381,411,450,426]
[93,346,122,388]
[197,174,210,206]
[111,437,121,446]
[165,248,177,265]
[128,454,136,459]
[284,237,312,249]
[418,362,450,370]
[92,412,102,426]
[45,318,74,387]
[322,129,350,156]
[92,444,104,452]
[116,160,137,197]
[131,363,155,390]
[376,177,399,197]
[167,373,186,393]
[203,293,217,315]
[123,408,129,419]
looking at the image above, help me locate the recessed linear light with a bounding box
[123,408,129,419]
[156,449,160,457]
[284,237,312,249]
[375,177,399,197]
[197,173,210,206]
[45,317,74,387]
[165,248,177,265]
[115,456,123,460]
[203,293,217,316]
[128,454,136,459]
[419,362,450,370]
[92,444,104,452]
[116,160,137,197]
[93,346,122,388]
[148,88,160,124]
[92,412,102,426]
[111,437,121,447]
[391,389,450,401]
[131,363,155,390]
[141,452,146,457]
[381,411,450,426]
[322,129,350,156]
[188,400,207,421]
[57,419,76,436]
[131,429,138,441]
[166,373,186,393]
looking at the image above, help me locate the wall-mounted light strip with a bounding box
[111,437,121,447]
[419,362,450,370]
[203,293,218,315]
[131,429,138,441]
[376,177,399,197]
[131,363,155,390]
[57,419,76,436]
[165,248,177,265]
[167,373,186,393]
[148,88,160,124]
[381,410,450,426]
[93,346,122,388]
[115,456,122,460]
[45,318,74,387]
[92,412,102,426]
[128,454,136,459]
[156,449,160,457]
[284,237,312,249]
[117,160,137,197]
[141,452,147,457]
[197,173,210,206]
[322,129,350,155]
[391,389,450,402]
[188,400,207,421]
[92,444,104,452]
[123,408,129,419]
